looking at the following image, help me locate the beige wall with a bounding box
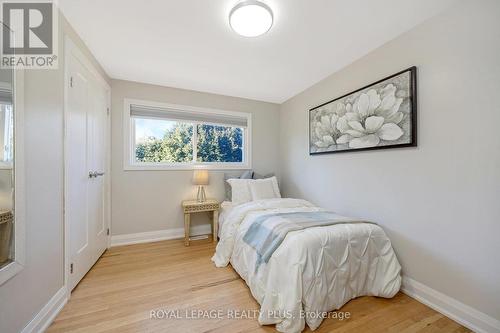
[0,13,110,333]
[111,80,280,235]
[279,0,500,321]
[0,170,12,210]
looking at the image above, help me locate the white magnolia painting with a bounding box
[309,67,416,154]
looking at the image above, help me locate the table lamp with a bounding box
[193,169,209,202]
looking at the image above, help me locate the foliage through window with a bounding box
[196,124,242,163]
[135,119,193,163]
[127,101,250,168]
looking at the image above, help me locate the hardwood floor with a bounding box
[48,239,470,333]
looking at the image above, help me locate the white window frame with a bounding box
[123,98,252,170]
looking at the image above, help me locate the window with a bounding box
[0,103,14,165]
[124,99,251,170]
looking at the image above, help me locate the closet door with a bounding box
[66,42,109,291]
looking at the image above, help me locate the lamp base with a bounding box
[197,186,206,202]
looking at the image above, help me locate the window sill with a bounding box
[124,163,252,171]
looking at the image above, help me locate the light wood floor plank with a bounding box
[47,239,471,333]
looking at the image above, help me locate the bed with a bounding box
[212,195,401,333]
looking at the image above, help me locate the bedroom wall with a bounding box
[110,80,280,236]
[279,0,500,323]
[0,170,13,210]
[0,13,110,333]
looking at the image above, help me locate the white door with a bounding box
[66,44,109,291]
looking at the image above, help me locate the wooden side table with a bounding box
[182,199,220,246]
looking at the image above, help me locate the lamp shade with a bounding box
[192,170,209,185]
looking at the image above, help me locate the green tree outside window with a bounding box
[135,122,243,163]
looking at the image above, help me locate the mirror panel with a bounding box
[0,64,14,269]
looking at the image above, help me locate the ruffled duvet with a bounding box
[212,198,401,332]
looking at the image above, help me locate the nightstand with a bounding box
[182,199,220,246]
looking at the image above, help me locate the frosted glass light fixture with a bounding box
[229,0,273,37]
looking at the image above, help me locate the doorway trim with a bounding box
[63,36,111,296]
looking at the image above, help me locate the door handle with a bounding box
[88,171,105,178]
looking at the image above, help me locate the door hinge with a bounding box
[70,263,74,274]
[107,228,110,236]
[69,76,73,87]
[106,107,110,116]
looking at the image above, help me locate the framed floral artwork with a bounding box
[309,67,417,154]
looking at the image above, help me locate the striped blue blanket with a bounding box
[242,211,365,270]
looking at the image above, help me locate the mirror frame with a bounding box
[0,64,25,286]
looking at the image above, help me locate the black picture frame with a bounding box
[309,66,417,155]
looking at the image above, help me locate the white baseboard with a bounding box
[110,224,213,247]
[401,276,500,333]
[21,286,68,333]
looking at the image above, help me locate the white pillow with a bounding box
[248,176,281,201]
[227,178,252,205]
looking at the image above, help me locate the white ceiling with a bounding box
[59,0,456,103]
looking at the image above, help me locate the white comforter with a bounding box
[212,198,401,333]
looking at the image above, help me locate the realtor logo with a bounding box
[1,1,58,69]
[3,2,53,54]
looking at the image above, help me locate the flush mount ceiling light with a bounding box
[229,0,273,37]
